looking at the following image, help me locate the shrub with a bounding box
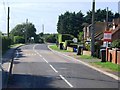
[58,34,74,44]
[2,36,12,51]
[62,34,74,42]
[14,36,25,44]
[112,39,120,48]
[63,40,72,50]
[45,34,57,43]
[85,43,91,51]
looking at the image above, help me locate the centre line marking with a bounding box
[49,64,58,73]
[59,75,73,88]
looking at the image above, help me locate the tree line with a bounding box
[57,9,120,38]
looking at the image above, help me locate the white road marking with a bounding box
[43,58,49,63]
[48,45,120,81]
[33,44,74,87]
[49,64,58,73]
[59,75,73,88]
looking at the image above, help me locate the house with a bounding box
[83,18,120,44]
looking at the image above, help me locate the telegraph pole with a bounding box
[25,19,28,43]
[91,0,95,57]
[7,7,10,38]
[106,7,109,31]
[42,24,44,34]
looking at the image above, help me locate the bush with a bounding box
[85,43,91,51]
[112,39,120,48]
[2,36,12,51]
[62,34,74,42]
[14,36,25,44]
[58,34,74,44]
[45,34,57,43]
[63,40,73,50]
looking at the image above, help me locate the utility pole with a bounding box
[91,0,95,57]
[7,7,10,38]
[106,7,109,31]
[42,24,44,34]
[25,19,28,43]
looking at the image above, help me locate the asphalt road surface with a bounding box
[7,44,119,89]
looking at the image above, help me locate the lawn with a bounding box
[49,45,120,72]
[91,62,120,72]
[10,43,24,48]
[49,45,72,52]
[79,55,97,59]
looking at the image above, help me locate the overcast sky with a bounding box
[0,0,119,34]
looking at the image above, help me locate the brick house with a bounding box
[83,18,120,43]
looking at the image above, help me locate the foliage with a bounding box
[58,34,62,44]
[34,34,44,43]
[92,62,120,72]
[49,45,72,52]
[78,32,84,42]
[64,40,73,50]
[62,34,74,42]
[58,34,74,44]
[14,36,25,44]
[80,55,96,59]
[84,9,115,24]
[57,11,84,37]
[10,22,37,42]
[94,42,101,57]
[85,43,91,51]
[112,39,120,48]
[2,36,12,52]
[45,34,57,43]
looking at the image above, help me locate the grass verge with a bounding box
[49,45,72,52]
[79,55,97,59]
[91,62,120,72]
[49,45,120,72]
[10,43,24,48]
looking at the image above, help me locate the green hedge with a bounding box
[64,40,73,50]
[2,36,12,52]
[14,36,25,44]
[45,34,57,43]
[112,39,120,48]
[58,34,74,44]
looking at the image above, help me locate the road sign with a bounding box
[73,38,78,43]
[104,31,112,42]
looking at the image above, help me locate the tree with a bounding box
[10,22,37,42]
[57,11,84,37]
[84,9,114,24]
[114,13,120,18]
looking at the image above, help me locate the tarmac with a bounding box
[1,43,120,89]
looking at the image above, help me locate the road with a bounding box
[7,44,119,88]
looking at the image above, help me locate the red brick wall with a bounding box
[107,48,120,65]
[117,51,120,64]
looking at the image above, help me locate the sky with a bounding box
[0,0,119,34]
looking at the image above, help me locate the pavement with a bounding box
[5,44,119,89]
[1,45,24,88]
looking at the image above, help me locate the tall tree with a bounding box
[10,23,37,40]
[57,11,84,37]
[84,9,114,24]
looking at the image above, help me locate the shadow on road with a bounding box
[7,73,61,88]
